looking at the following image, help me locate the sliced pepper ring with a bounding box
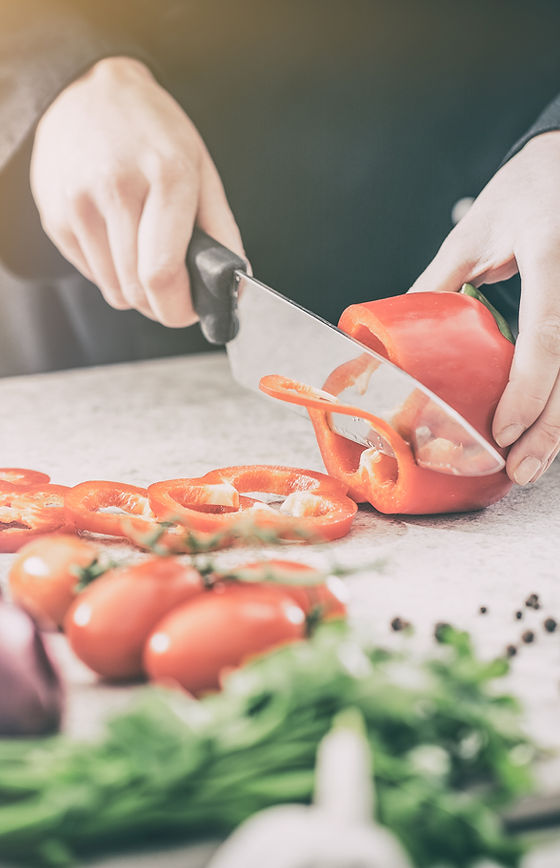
[149,465,357,542]
[65,481,156,540]
[259,376,418,510]
[0,485,70,552]
[0,468,51,491]
[64,480,227,552]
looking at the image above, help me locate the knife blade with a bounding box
[187,229,505,477]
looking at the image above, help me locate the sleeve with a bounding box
[501,93,560,165]
[0,1,155,278]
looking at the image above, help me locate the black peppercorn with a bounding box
[479,605,488,615]
[521,630,535,644]
[390,616,411,632]
[514,610,523,620]
[525,593,541,610]
[506,644,517,658]
[544,618,557,634]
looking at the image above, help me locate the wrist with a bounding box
[522,129,560,155]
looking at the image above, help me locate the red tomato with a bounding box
[226,559,348,620]
[143,583,306,695]
[65,558,204,680]
[8,534,99,629]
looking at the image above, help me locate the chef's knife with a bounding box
[187,228,505,477]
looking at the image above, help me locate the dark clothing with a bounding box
[1,1,560,375]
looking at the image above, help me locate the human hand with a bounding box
[409,131,560,485]
[30,56,244,327]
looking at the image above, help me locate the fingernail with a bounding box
[513,456,541,486]
[495,424,524,447]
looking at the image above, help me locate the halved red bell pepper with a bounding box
[148,465,357,542]
[0,485,70,552]
[0,468,50,491]
[261,292,514,515]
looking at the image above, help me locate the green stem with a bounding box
[460,283,515,344]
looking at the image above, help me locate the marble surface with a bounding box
[1,351,560,867]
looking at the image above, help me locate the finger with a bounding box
[104,189,155,319]
[408,224,480,294]
[47,226,96,283]
[197,147,247,262]
[493,243,560,449]
[504,371,560,485]
[137,171,198,327]
[70,194,130,310]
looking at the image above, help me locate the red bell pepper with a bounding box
[64,481,156,540]
[0,468,50,491]
[261,292,514,515]
[149,465,357,542]
[0,485,70,552]
[64,480,202,551]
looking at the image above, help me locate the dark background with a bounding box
[0,0,559,373]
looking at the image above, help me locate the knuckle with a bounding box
[146,152,196,191]
[97,168,141,204]
[536,417,560,449]
[69,189,96,221]
[100,289,130,311]
[537,315,560,357]
[122,282,146,306]
[140,262,182,293]
[521,227,560,258]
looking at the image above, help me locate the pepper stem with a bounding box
[460,283,515,344]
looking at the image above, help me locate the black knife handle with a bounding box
[187,227,247,344]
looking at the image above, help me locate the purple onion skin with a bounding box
[0,601,64,735]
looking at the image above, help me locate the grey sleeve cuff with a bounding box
[501,93,560,166]
[0,1,156,278]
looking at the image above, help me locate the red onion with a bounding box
[0,601,63,735]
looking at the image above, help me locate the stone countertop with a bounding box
[1,351,559,867]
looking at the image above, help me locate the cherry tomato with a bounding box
[143,583,306,695]
[8,534,99,629]
[225,559,348,620]
[65,557,204,680]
